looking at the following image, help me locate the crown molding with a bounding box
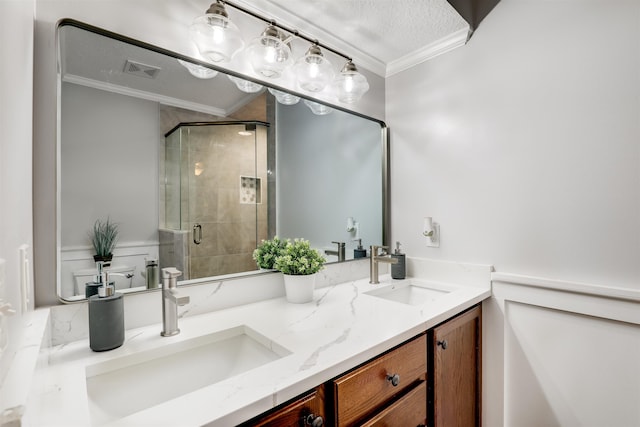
[386,26,471,77]
[62,74,228,117]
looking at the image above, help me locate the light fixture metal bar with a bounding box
[222,0,352,61]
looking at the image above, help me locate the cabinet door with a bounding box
[247,386,325,427]
[431,304,481,427]
[361,380,427,427]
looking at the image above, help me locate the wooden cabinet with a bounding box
[429,304,482,427]
[331,333,427,426]
[361,380,427,427]
[241,386,325,427]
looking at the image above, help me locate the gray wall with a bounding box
[276,101,383,258]
[61,83,159,247]
[387,0,640,288]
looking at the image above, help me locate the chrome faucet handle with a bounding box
[371,245,389,256]
[175,294,190,306]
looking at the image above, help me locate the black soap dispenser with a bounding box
[353,239,367,258]
[391,241,406,280]
[88,268,124,351]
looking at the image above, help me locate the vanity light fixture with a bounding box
[335,60,370,103]
[228,75,264,93]
[294,43,334,92]
[304,99,333,115]
[268,88,300,105]
[246,24,293,78]
[177,59,218,79]
[189,0,245,63]
[188,0,369,103]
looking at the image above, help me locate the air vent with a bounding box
[123,59,161,79]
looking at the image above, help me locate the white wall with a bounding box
[33,0,386,306]
[0,0,34,394]
[386,0,640,425]
[387,0,640,289]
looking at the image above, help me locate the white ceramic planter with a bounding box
[283,273,316,303]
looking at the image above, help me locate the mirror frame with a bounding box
[56,19,390,302]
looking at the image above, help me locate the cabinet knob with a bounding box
[304,414,324,427]
[437,339,448,350]
[386,373,400,387]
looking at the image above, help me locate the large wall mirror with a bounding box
[57,20,388,302]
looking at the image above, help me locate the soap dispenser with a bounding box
[353,239,367,258]
[88,268,124,351]
[390,241,406,280]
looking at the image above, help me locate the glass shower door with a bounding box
[162,122,268,280]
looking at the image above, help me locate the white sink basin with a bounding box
[86,325,290,425]
[365,280,453,306]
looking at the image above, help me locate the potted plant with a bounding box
[253,236,287,270]
[89,218,119,264]
[274,238,325,303]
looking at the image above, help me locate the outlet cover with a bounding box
[426,223,440,248]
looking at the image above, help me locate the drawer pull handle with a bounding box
[304,414,324,426]
[437,339,448,350]
[386,373,400,387]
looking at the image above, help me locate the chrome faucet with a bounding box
[325,241,346,262]
[369,245,398,284]
[161,267,190,337]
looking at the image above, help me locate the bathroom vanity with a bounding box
[243,304,480,426]
[24,259,491,426]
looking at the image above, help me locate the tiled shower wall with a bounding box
[164,124,268,279]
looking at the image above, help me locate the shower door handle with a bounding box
[193,224,202,245]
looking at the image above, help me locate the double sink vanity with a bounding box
[24,257,491,426]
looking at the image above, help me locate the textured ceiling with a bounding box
[233,0,470,76]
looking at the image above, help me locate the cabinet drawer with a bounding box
[333,334,427,426]
[362,381,427,427]
[244,387,325,427]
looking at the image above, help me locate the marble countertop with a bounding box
[26,274,490,426]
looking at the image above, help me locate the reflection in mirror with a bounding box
[57,21,387,302]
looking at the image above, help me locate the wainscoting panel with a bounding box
[485,274,640,427]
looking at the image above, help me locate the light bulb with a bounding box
[335,60,369,103]
[294,44,334,93]
[247,25,292,78]
[189,1,244,63]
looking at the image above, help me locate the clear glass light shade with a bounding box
[304,100,333,115]
[228,75,264,93]
[189,13,245,63]
[177,59,218,79]
[246,30,292,78]
[294,49,334,92]
[268,88,300,105]
[335,61,370,103]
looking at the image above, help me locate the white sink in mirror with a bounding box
[85,325,290,425]
[365,280,454,306]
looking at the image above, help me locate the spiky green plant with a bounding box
[90,218,119,257]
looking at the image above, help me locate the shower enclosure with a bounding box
[161,121,271,280]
